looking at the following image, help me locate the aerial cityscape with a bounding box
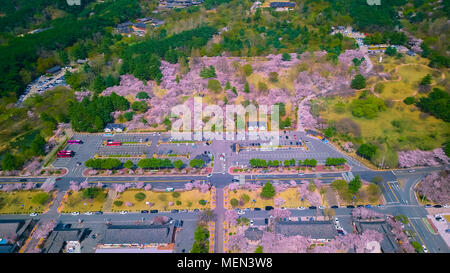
[0,0,449,257]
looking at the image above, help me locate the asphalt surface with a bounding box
[1,130,449,253]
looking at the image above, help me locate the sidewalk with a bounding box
[214,187,225,253]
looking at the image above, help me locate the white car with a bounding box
[71,212,80,216]
[119,211,128,215]
[319,206,325,209]
[298,173,305,176]
[422,245,428,253]
[408,169,416,173]
[29,213,38,217]
[281,207,287,210]
[443,204,450,208]
[297,206,306,210]
[84,211,93,216]
[207,174,212,177]
[243,208,250,212]
[237,210,245,215]
[250,220,254,226]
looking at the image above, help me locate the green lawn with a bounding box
[0,190,54,214]
[60,189,108,213]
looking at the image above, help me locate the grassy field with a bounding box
[111,189,211,211]
[0,190,54,214]
[318,56,449,168]
[333,184,382,206]
[444,215,450,222]
[227,188,322,209]
[60,190,108,213]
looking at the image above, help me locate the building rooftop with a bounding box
[244,227,264,241]
[46,66,61,74]
[105,123,125,130]
[270,2,296,8]
[102,224,175,245]
[42,227,87,253]
[274,220,338,240]
[355,220,401,253]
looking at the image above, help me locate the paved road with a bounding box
[1,130,449,253]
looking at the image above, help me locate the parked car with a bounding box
[357,205,364,208]
[319,206,325,209]
[231,179,240,182]
[443,204,450,208]
[84,211,93,215]
[365,205,372,208]
[346,205,355,208]
[424,204,432,208]
[71,212,80,216]
[297,206,306,210]
[253,208,261,211]
[408,169,416,173]
[250,220,254,226]
[297,173,305,176]
[377,204,385,208]
[264,218,268,225]
[331,205,339,209]
[141,210,149,213]
[171,209,179,213]
[29,213,38,217]
[243,208,250,211]
[435,215,444,222]
[280,207,287,210]
[237,210,245,215]
[150,210,158,213]
[95,211,103,215]
[265,206,274,211]
[19,178,27,182]
[181,209,188,213]
[433,205,442,208]
[309,206,317,209]
[119,211,128,215]
[207,174,212,177]
[422,245,428,253]
[193,209,200,212]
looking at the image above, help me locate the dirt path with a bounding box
[102,189,117,212]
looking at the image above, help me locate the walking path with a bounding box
[214,187,225,253]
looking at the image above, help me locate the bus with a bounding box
[106,141,121,146]
[57,150,74,158]
[68,140,83,144]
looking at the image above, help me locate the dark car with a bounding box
[347,205,355,209]
[193,209,200,212]
[331,205,339,209]
[357,205,364,208]
[19,178,27,182]
[150,210,158,213]
[424,204,432,208]
[433,205,442,208]
[231,179,240,182]
[265,206,274,211]
[253,207,261,211]
[55,178,62,181]
[171,209,179,213]
[309,206,317,209]
[95,211,103,215]
[264,218,268,225]
[63,224,72,229]
[285,136,289,139]
[365,205,372,208]
[141,210,149,213]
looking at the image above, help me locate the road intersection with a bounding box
[0,130,448,253]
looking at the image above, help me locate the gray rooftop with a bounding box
[244,227,264,241]
[102,224,174,245]
[356,221,401,253]
[274,220,338,240]
[42,228,87,253]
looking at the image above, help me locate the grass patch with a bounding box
[60,189,108,213]
[0,190,54,214]
[111,189,211,211]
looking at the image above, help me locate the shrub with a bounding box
[357,143,378,160]
[176,200,182,205]
[123,111,135,121]
[350,74,366,89]
[282,53,291,61]
[258,82,268,93]
[261,182,276,198]
[230,198,239,207]
[199,199,207,205]
[135,192,146,202]
[114,200,123,206]
[136,92,150,100]
[243,64,253,76]
[172,192,181,198]
[269,72,278,82]
[240,194,250,204]
[207,79,222,93]
[403,97,415,105]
